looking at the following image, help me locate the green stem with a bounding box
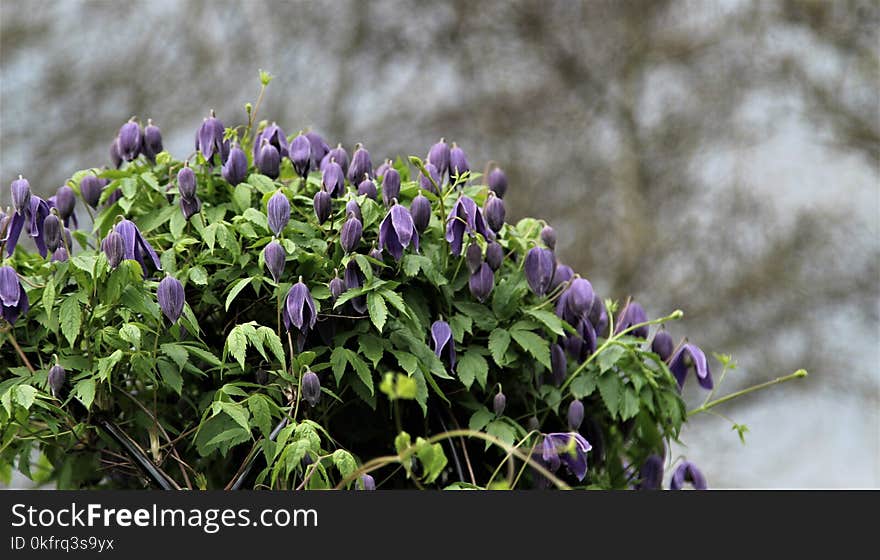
[688,370,808,417]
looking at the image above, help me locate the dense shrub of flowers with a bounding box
[0,74,804,490]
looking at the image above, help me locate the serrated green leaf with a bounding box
[157,358,183,395]
[488,328,511,366]
[74,379,96,410]
[510,328,551,369]
[59,297,82,348]
[570,373,598,399]
[13,385,37,410]
[525,308,566,337]
[161,343,188,369]
[226,326,248,370]
[189,265,209,286]
[258,327,286,369]
[248,395,272,437]
[620,385,640,420]
[332,449,358,480]
[358,334,385,367]
[457,350,489,390]
[330,346,348,385]
[597,345,627,373]
[485,420,516,451]
[225,277,252,311]
[119,323,141,350]
[597,372,621,418]
[366,291,387,332]
[41,278,55,324]
[469,407,495,431]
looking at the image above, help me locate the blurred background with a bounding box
[1,0,877,488]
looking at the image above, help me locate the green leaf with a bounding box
[346,350,374,396]
[598,345,627,373]
[170,207,186,239]
[214,402,251,433]
[597,372,621,418]
[248,395,272,437]
[332,449,358,480]
[330,347,348,385]
[391,350,418,375]
[59,297,82,348]
[379,289,410,318]
[41,277,55,324]
[485,420,516,451]
[225,277,252,311]
[12,385,37,411]
[510,328,551,369]
[73,379,96,410]
[620,385,640,421]
[140,172,160,191]
[488,328,511,366]
[366,291,387,332]
[457,350,489,390]
[358,334,385,367]
[468,407,495,431]
[525,309,566,337]
[161,343,188,369]
[258,327,286,369]
[157,358,183,395]
[96,350,124,381]
[119,323,141,350]
[570,374,598,400]
[449,314,472,342]
[226,326,248,370]
[71,254,97,277]
[189,265,209,286]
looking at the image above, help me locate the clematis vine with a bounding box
[669,461,707,490]
[113,219,162,274]
[0,265,28,324]
[430,320,456,369]
[668,343,713,390]
[378,202,419,261]
[540,432,592,482]
[445,195,493,256]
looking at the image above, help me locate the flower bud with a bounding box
[222,146,249,186]
[348,144,373,186]
[550,263,573,292]
[468,262,494,303]
[313,190,332,224]
[615,301,649,339]
[257,141,281,179]
[670,461,707,490]
[382,168,401,206]
[567,400,585,431]
[374,159,392,179]
[180,195,201,221]
[80,175,104,208]
[52,247,69,263]
[253,123,289,162]
[566,278,595,317]
[486,242,504,271]
[196,113,229,164]
[550,343,567,386]
[267,191,290,236]
[102,231,126,268]
[427,138,450,177]
[483,193,505,233]
[11,176,31,214]
[638,455,664,490]
[301,370,321,407]
[418,162,441,194]
[465,243,482,274]
[526,416,540,432]
[357,176,377,199]
[651,330,675,362]
[306,131,330,169]
[0,265,28,324]
[255,368,269,386]
[345,199,362,222]
[110,140,122,168]
[359,474,376,491]
[263,240,286,283]
[449,143,469,181]
[524,247,555,296]
[340,214,363,254]
[369,246,383,263]
[54,186,76,222]
[48,364,66,396]
[493,391,507,416]
[157,276,185,323]
[289,133,312,177]
[325,144,349,176]
[541,225,556,250]
[329,275,345,302]
[117,120,142,161]
[43,214,62,252]
[410,192,431,234]
[344,260,367,314]
[142,119,163,160]
[487,167,507,198]
[430,320,456,369]
[177,165,197,200]
[322,160,345,198]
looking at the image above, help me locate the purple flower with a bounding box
[301,370,321,407]
[283,278,317,335]
[345,199,362,222]
[487,167,508,198]
[670,461,707,490]
[322,160,346,198]
[550,343,567,386]
[638,455,664,490]
[486,242,504,271]
[267,191,290,236]
[430,320,456,369]
[180,195,201,221]
[11,176,30,214]
[445,196,494,256]
[110,139,122,169]
[418,162,441,194]
[117,120,142,161]
[157,276,185,323]
[668,343,712,390]
[541,225,556,250]
[177,165,197,200]
[305,131,330,169]
[0,266,28,324]
[410,193,431,234]
[323,144,349,176]
[357,176,377,199]
[565,318,597,363]
[329,274,345,303]
[80,175,105,209]
[524,247,555,296]
[567,400,584,431]
[449,143,470,181]
[4,195,51,257]
[43,214,62,252]
[314,190,332,224]
[142,119,163,161]
[102,231,126,268]
[257,140,281,179]
[340,214,363,254]
[196,113,230,164]
[48,364,66,397]
[493,391,507,416]
[113,219,162,273]
[222,145,249,186]
[465,243,482,274]
[587,296,608,337]
[52,247,68,263]
[374,159,393,179]
[550,263,573,292]
[54,186,76,225]
[344,260,367,314]
[348,144,373,186]
[615,300,649,339]
[254,123,289,162]
[289,133,312,178]
[566,278,595,317]
[483,194,505,233]
[651,330,675,361]
[378,204,419,261]
[359,474,376,491]
[263,240,286,283]
[427,138,450,177]
[468,262,494,303]
[541,432,592,481]
[382,167,401,206]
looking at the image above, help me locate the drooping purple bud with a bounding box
[430,320,456,369]
[157,276,185,323]
[550,264,573,292]
[374,159,392,179]
[54,186,76,222]
[526,416,540,432]
[427,138,450,177]
[263,241,286,283]
[180,195,201,221]
[465,243,483,275]
[345,199,362,222]
[313,190,332,224]
[329,274,345,303]
[651,330,675,362]
[357,176,377,199]
[487,167,508,198]
[257,141,281,179]
[48,364,66,396]
[418,162,441,194]
[615,301,649,339]
[283,278,318,334]
[468,262,494,303]
[322,160,345,198]
[369,246,383,263]
[668,343,713,390]
[0,265,28,324]
[43,214,62,252]
[253,123,289,162]
[117,120,142,161]
[550,343,567,386]
[541,225,556,250]
[486,242,504,271]
[344,260,367,314]
[301,370,321,407]
[340,214,363,254]
[445,196,494,256]
[449,143,470,181]
[638,455,664,490]
[493,391,507,416]
[267,191,290,236]
[196,113,229,163]
[670,461,707,490]
[79,175,104,209]
[403,195,428,236]
[524,247,556,296]
[114,219,162,273]
[382,168,401,206]
[347,144,373,186]
[142,119,163,160]
[325,144,349,176]
[587,296,608,337]
[567,400,585,431]
[11,176,31,214]
[110,140,123,169]
[378,203,419,261]
[222,145,249,186]
[566,278,595,317]
[359,474,376,491]
[52,246,68,262]
[288,134,312,178]
[483,193,505,233]
[305,131,330,169]
[177,165,197,200]
[102,231,125,268]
